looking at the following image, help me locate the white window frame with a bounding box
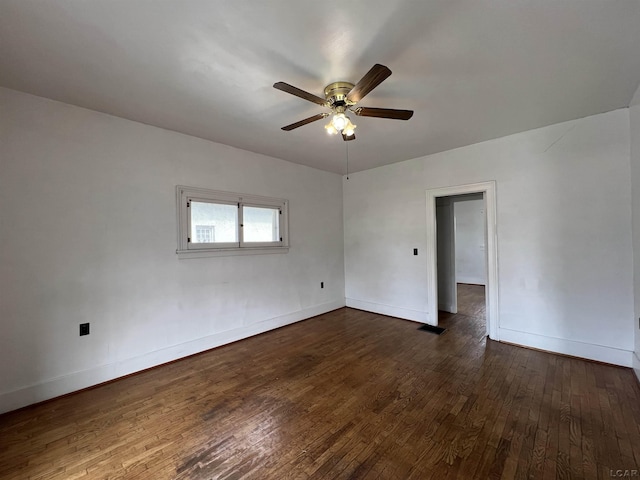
[176,185,289,258]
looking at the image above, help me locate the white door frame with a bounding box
[426,181,499,340]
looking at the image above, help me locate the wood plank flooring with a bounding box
[448,283,486,319]
[1,287,639,479]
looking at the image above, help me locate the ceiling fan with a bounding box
[273,64,413,141]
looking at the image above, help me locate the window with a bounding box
[195,225,215,243]
[176,186,289,257]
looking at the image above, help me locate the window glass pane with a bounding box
[191,202,237,243]
[243,206,280,242]
[195,225,215,243]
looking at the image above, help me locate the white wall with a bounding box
[343,159,429,322]
[0,87,345,413]
[454,195,486,285]
[436,198,456,312]
[630,83,640,382]
[344,109,634,366]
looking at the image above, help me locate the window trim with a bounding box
[176,185,289,258]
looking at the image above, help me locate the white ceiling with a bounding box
[1,1,639,174]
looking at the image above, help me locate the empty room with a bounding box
[2,1,640,479]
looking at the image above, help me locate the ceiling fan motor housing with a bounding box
[324,81,355,110]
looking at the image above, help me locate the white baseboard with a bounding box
[0,300,345,414]
[456,277,486,285]
[438,303,457,314]
[499,327,633,367]
[345,298,429,324]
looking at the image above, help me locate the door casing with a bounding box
[425,181,499,340]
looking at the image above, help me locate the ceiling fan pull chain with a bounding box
[346,142,349,180]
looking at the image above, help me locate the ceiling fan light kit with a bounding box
[273,64,413,142]
[325,112,356,137]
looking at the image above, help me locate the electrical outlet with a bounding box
[321,282,324,288]
[414,248,418,255]
[79,323,90,336]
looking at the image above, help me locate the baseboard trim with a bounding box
[345,298,429,324]
[498,327,633,367]
[438,303,457,314]
[0,300,345,414]
[455,277,486,286]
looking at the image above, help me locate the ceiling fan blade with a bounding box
[273,82,327,106]
[342,132,356,141]
[346,64,392,103]
[354,107,413,120]
[281,113,329,131]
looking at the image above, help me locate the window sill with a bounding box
[177,247,289,259]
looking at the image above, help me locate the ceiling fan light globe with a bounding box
[343,119,356,137]
[325,123,338,135]
[331,113,347,131]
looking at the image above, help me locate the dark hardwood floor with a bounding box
[438,283,487,337]
[1,291,639,479]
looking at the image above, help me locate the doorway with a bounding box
[436,193,486,317]
[426,182,499,340]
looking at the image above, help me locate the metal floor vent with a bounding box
[417,324,446,335]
